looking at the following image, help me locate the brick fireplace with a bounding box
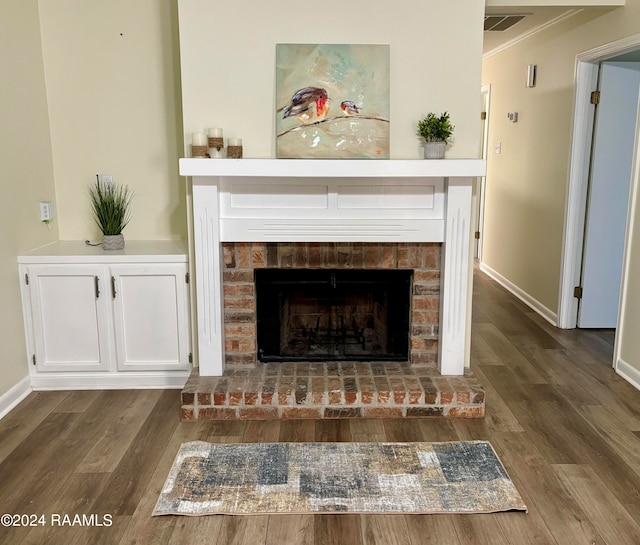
[222,242,440,368]
[180,158,486,420]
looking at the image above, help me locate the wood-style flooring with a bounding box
[1,269,640,544]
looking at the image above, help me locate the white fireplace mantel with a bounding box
[181,158,486,377]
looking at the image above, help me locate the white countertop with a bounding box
[18,240,188,264]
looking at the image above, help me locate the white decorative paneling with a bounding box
[192,182,225,376]
[228,183,329,210]
[220,177,444,221]
[337,184,436,210]
[220,219,444,242]
[439,178,473,375]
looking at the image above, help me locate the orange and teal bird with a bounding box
[280,87,330,121]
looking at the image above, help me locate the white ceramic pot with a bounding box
[424,141,446,159]
[103,234,125,251]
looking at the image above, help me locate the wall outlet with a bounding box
[100,174,113,186]
[39,201,54,222]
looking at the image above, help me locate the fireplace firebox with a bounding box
[256,269,411,362]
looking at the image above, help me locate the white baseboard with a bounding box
[30,369,191,391]
[616,357,640,392]
[479,262,558,326]
[0,375,33,420]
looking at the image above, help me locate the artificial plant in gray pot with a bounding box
[89,177,134,250]
[417,112,454,159]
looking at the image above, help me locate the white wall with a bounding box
[38,0,186,241]
[178,0,485,160]
[0,0,58,398]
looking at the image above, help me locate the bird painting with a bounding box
[275,43,390,158]
[340,101,361,115]
[279,87,330,122]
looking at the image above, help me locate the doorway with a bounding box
[577,61,640,328]
[476,85,491,262]
[558,35,640,334]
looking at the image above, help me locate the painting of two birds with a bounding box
[276,43,390,159]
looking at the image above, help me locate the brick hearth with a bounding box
[181,363,485,421]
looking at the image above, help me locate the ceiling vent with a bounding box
[484,15,526,32]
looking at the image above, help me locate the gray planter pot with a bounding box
[424,141,446,159]
[103,234,125,251]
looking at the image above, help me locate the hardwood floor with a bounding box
[2,269,640,544]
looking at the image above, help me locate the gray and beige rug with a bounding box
[154,441,527,516]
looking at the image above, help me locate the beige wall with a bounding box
[481,3,640,376]
[481,3,640,314]
[38,0,186,241]
[0,0,58,397]
[618,113,640,372]
[178,0,485,159]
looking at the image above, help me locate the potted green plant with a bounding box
[417,112,454,159]
[89,177,134,250]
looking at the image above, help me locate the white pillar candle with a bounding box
[208,128,223,137]
[192,132,207,146]
[228,138,242,146]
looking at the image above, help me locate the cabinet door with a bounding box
[110,264,190,371]
[28,265,112,372]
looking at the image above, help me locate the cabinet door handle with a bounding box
[111,276,117,299]
[94,276,100,299]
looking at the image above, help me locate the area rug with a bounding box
[153,441,527,516]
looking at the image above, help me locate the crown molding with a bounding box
[483,9,582,60]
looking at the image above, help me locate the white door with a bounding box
[28,265,112,371]
[111,264,190,371]
[579,62,640,328]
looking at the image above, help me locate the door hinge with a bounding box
[188,352,193,364]
[590,91,601,105]
[185,272,190,284]
[25,273,29,285]
[480,111,487,120]
[574,286,583,299]
[474,231,481,239]
[32,354,36,366]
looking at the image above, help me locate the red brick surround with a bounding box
[181,363,485,421]
[222,242,441,368]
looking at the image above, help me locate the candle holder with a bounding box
[208,136,224,150]
[227,146,243,159]
[207,128,224,158]
[191,145,208,158]
[227,138,243,159]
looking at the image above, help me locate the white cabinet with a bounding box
[111,264,190,371]
[18,241,192,390]
[27,264,112,372]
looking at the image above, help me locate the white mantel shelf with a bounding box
[185,157,485,378]
[180,158,486,178]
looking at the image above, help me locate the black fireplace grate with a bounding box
[255,269,411,362]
